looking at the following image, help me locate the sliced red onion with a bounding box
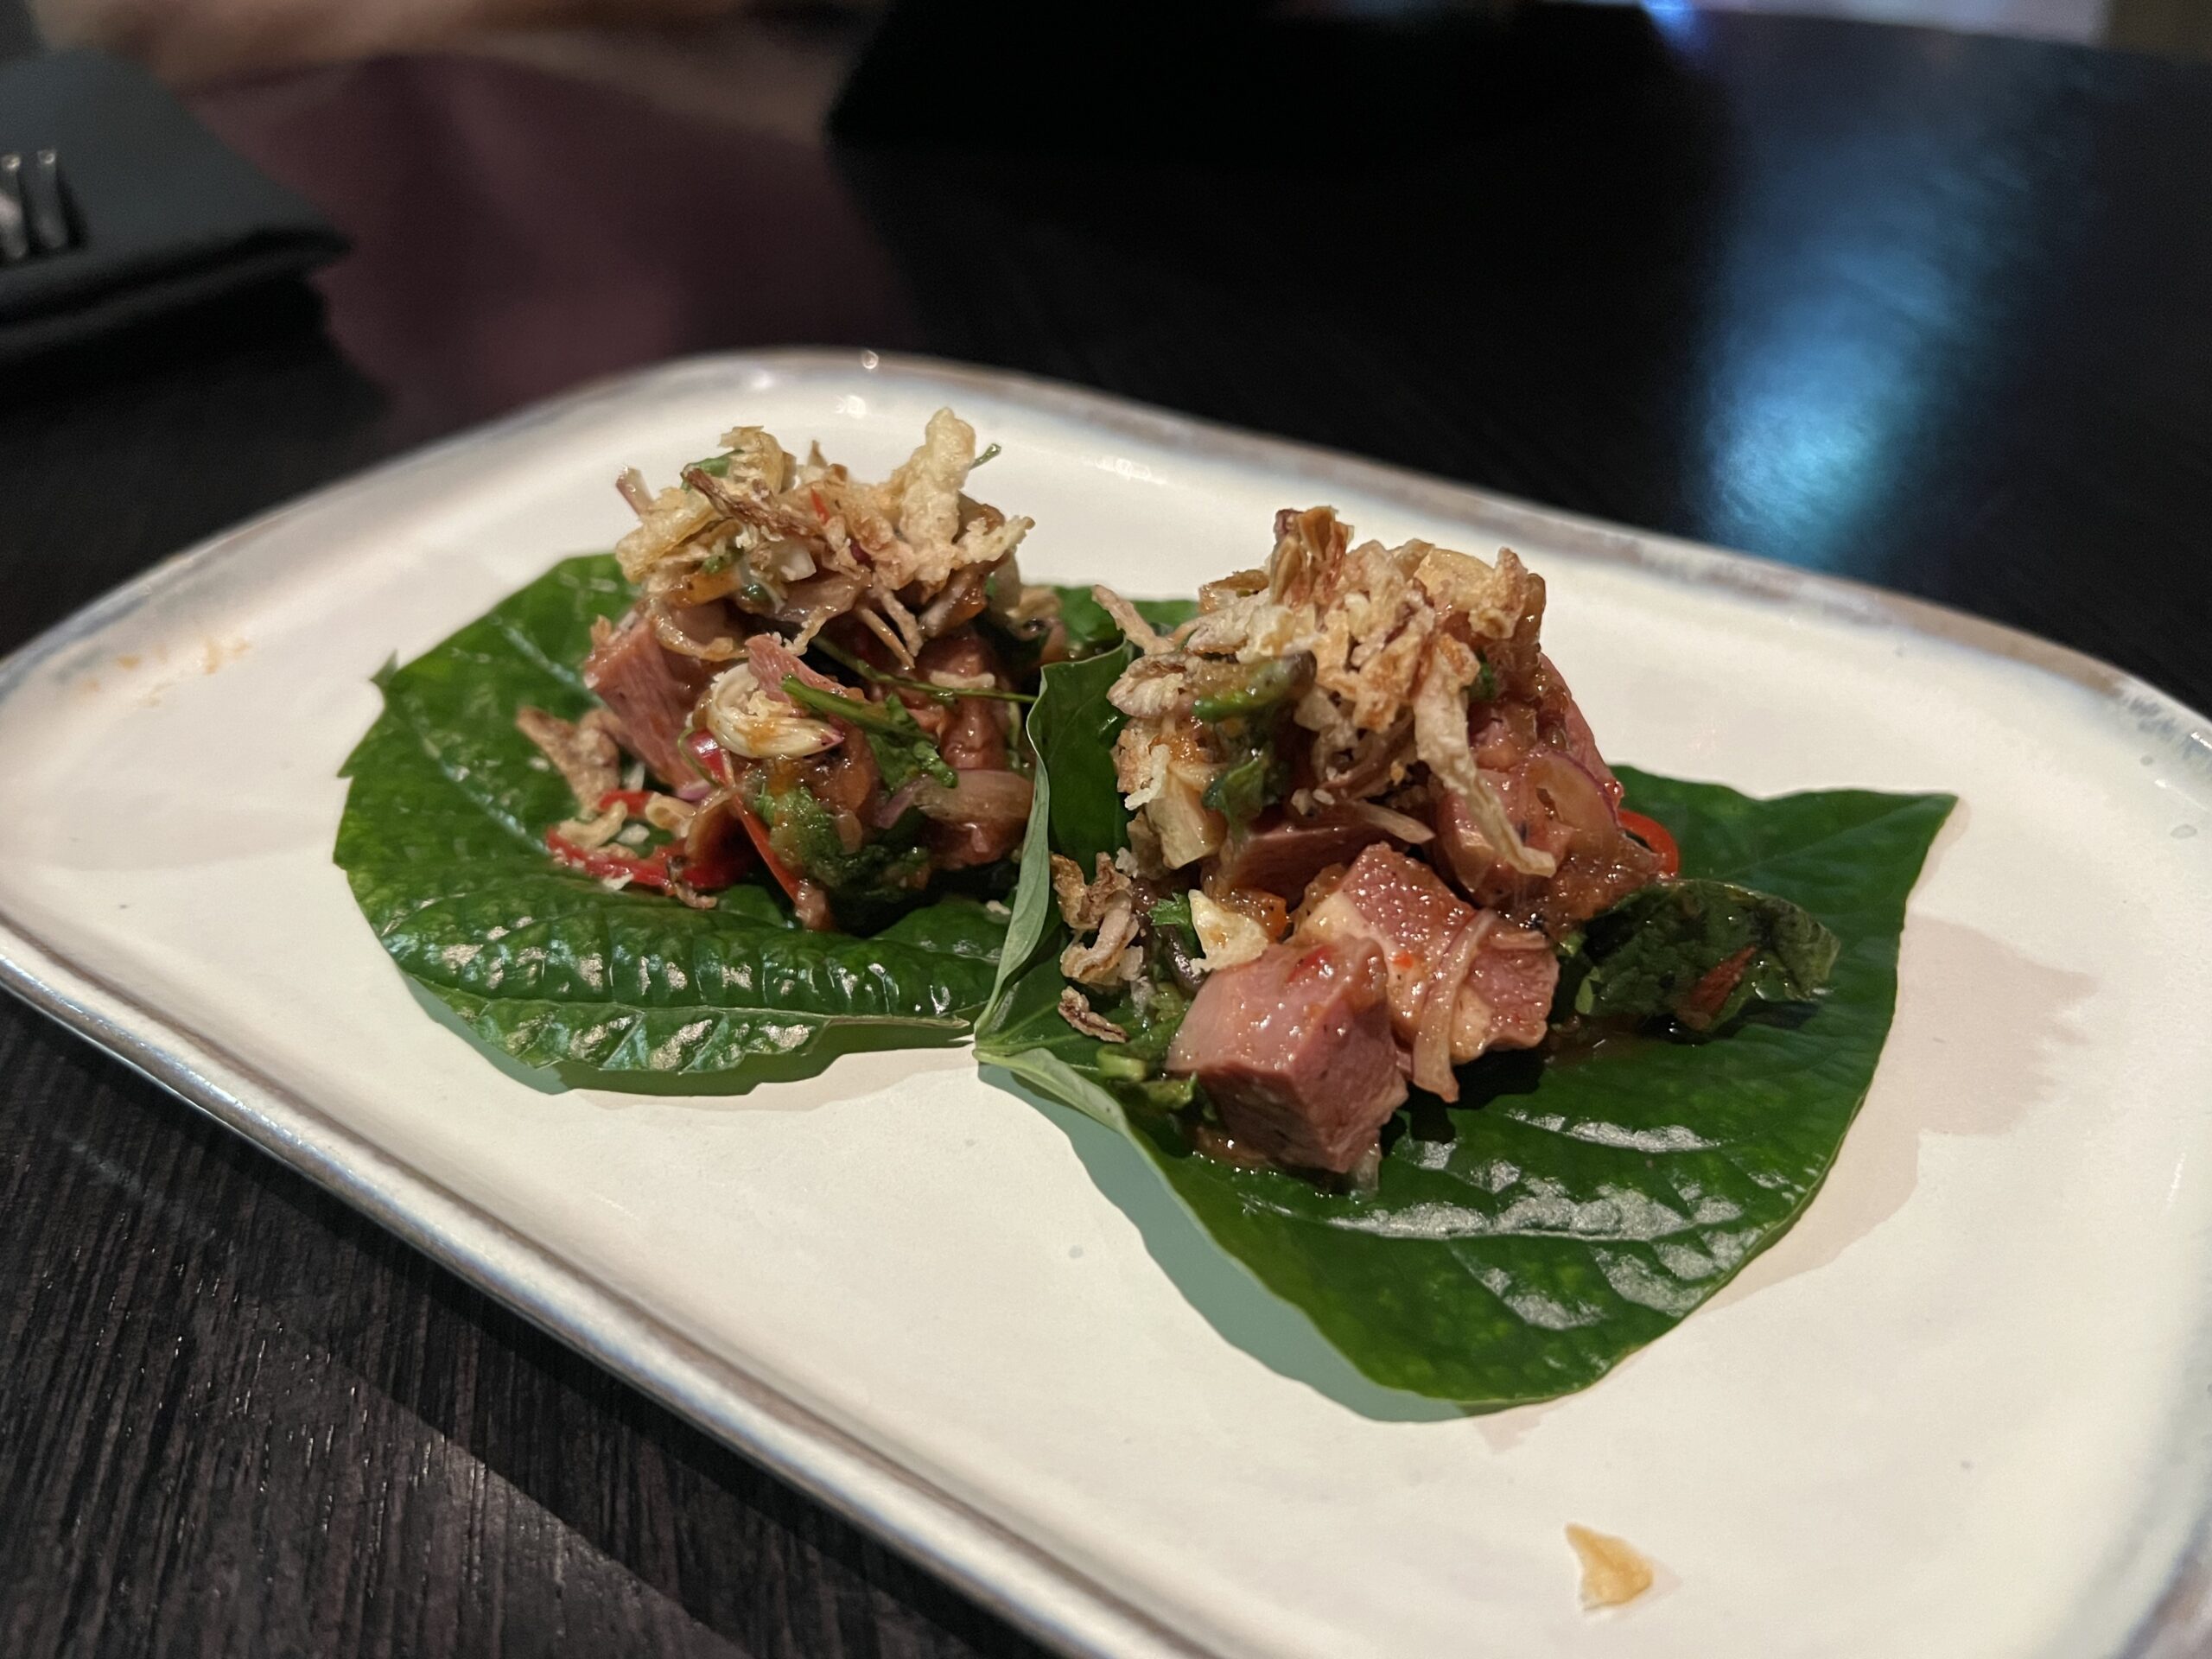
[873,778,925,829]
[1530,750,1617,836]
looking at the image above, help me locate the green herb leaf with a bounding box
[1034,645,1139,877]
[1200,745,1282,826]
[782,676,959,789]
[751,779,933,926]
[977,649,1209,1115]
[980,647,1955,1407]
[809,636,1036,706]
[335,555,1005,1091]
[1137,597,1200,631]
[976,644,1139,1059]
[867,729,957,791]
[1559,878,1840,1031]
[1148,893,1193,931]
[1054,587,1199,657]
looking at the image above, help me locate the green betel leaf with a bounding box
[979,662,1956,1408]
[336,555,1005,1091]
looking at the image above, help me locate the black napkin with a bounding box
[0,49,346,365]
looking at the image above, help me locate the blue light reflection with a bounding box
[1692,86,2032,575]
[1640,0,1704,43]
[1704,285,1935,572]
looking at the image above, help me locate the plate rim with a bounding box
[3,346,2208,1659]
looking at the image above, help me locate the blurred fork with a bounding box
[0,150,74,265]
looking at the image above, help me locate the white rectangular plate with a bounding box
[5,352,2211,1659]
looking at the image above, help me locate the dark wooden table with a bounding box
[3,6,2209,1655]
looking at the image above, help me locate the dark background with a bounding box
[2,3,2209,1654]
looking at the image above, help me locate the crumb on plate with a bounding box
[1565,1523,1655,1611]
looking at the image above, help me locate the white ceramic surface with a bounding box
[3,352,2209,1659]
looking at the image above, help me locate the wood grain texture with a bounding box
[831,1,2212,715]
[3,6,2211,1656]
[0,1012,1048,1659]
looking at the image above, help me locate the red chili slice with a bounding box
[729,799,806,909]
[545,830,677,893]
[1618,809,1681,876]
[677,804,756,891]
[1680,944,1758,1027]
[684,728,734,788]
